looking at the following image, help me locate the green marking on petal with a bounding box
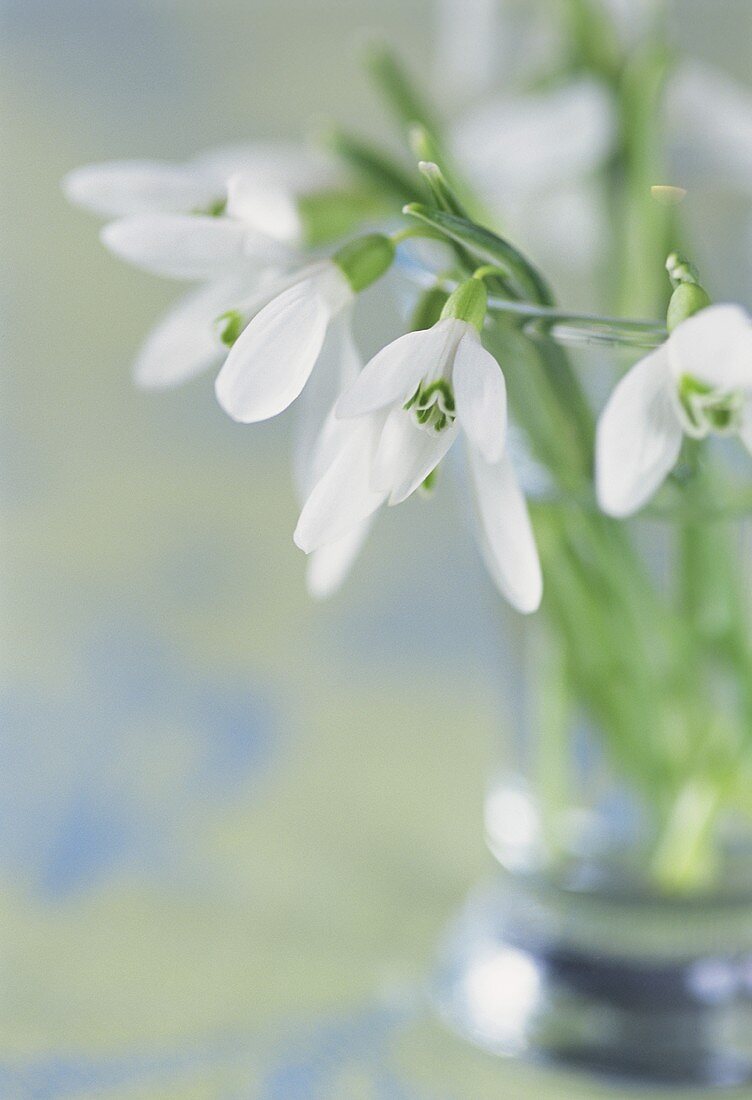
[215,309,244,348]
[420,467,439,495]
[404,377,456,433]
[193,197,227,217]
[678,373,744,438]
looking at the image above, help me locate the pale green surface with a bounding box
[3,2,752,1096]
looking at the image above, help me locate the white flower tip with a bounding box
[515,571,543,615]
[61,166,90,207]
[214,371,255,423]
[595,478,636,520]
[293,519,314,555]
[99,217,144,262]
[227,172,302,244]
[132,362,175,392]
[305,573,333,601]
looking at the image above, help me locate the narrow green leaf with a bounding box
[363,41,441,136]
[403,204,555,306]
[417,161,468,219]
[321,127,422,205]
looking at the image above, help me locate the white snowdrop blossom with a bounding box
[64,142,336,281]
[596,304,752,517]
[294,299,543,613]
[63,141,335,221]
[214,261,355,424]
[63,142,349,389]
[215,234,396,424]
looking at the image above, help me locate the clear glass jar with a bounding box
[431,306,752,1087]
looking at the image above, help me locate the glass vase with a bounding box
[431,315,752,1088]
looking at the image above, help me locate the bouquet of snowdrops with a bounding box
[64,7,752,896]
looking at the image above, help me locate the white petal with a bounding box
[453,328,507,463]
[62,161,217,218]
[133,286,223,389]
[227,174,302,244]
[310,262,354,316]
[306,517,374,600]
[214,278,331,423]
[467,445,542,614]
[373,406,458,505]
[100,214,258,280]
[293,311,362,499]
[452,78,615,193]
[294,416,388,553]
[668,304,752,392]
[336,319,462,418]
[133,279,237,389]
[596,346,683,518]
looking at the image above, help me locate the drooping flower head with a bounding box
[596,300,752,517]
[295,277,543,613]
[214,234,396,425]
[63,143,338,281]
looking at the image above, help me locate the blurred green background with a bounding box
[2,1,752,1096]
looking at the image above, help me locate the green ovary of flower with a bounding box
[678,373,744,437]
[404,378,456,433]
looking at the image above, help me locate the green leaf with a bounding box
[403,204,555,306]
[363,41,441,136]
[416,161,468,219]
[321,126,422,205]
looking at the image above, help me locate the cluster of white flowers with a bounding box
[64,138,752,614]
[65,145,543,609]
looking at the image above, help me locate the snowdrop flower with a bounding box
[294,278,543,613]
[63,141,344,387]
[215,234,396,424]
[62,140,335,221]
[596,303,752,517]
[64,142,337,281]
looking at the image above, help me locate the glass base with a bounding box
[434,875,752,1089]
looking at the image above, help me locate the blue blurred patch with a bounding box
[259,1003,430,1100]
[0,1002,439,1100]
[38,788,131,898]
[0,621,279,899]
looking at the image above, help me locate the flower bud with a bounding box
[440,277,487,331]
[665,251,700,289]
[667,283,711,333]
[332,233,395,293]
